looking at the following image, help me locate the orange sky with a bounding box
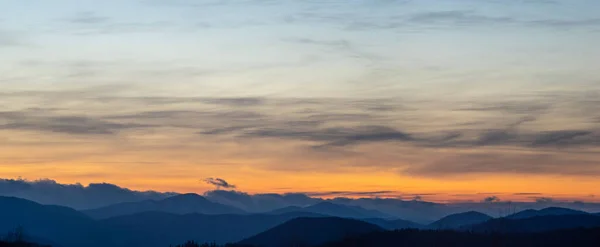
[2,93,600,203]
[2,0,600,203]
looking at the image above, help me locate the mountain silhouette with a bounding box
[84,193,245,219]
[239,217,383,247]
[0,196,113,247]
[470,214,600,233]
[428,211,492,229]
[268,202,391,219]
[361,218,423,230]
[1,196,336,247]
[507,207,588,219]
[102,211,327,246]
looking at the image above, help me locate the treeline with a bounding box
[170,241,250,247]
[0,242,50,247]
[322,228,600,247]
[1,227,50,247]
[173,227,600,247]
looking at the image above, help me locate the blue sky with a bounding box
[1,0,599,201]
[2,0,599,97]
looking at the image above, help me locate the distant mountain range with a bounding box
[3,195,600,247]
[239,217,383,247]
[268,201,392,219]
[5,179,600,225]
[84,193,245,219]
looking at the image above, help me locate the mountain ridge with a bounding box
[84,193,245,219]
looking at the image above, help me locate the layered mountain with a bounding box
[429,211,492,229]
[84,193,244,219]
[102,211,326,246]
[0,196,327,247]
[239,217,383,247]
[268,202,391,219]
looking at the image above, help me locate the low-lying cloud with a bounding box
[0,178,174,209]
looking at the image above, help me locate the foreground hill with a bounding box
[429,211,492,229]
[102,211,327,246]
[320,228,600,247]
[507,207,588,219]
[470,214,600,233]
[84,193,244,219]
[239,217,383,247]
[0,196,113,247]
[268,202,391,219]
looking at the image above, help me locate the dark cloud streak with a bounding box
[203,178,236,189]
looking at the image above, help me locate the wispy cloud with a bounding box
[0,110,149,135]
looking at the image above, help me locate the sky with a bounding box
[1,0,599,203]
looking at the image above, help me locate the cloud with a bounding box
[483,196,501,203]
[245,125,413,147]
[203,178,236,189]
[0,178,174,209]
[59,11,172,35]
[2,88,600,177]
[0,29,26,48]
[64,12,110,24]
[530,130,597,147]
[303,190,398,198]
[404,8,600,30]
[408,10,516,26]
[200,97,266,107]
[535,197,554,203]
[531,18,600,28]
[0,110,149,135]
[513,193,542,196]
[403,151,600,176]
